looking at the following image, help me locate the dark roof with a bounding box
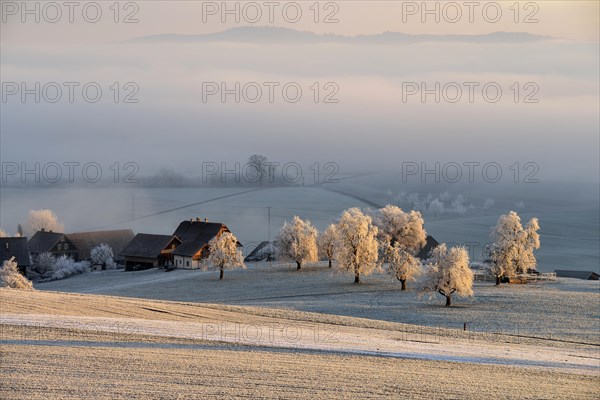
[172,241,206,257]
[172,220,230,256]
[554,270,600,280]
[27,231,65,253]
[0,237,30,266]
[66,229,135,260]
[173,220,226,242]
[244,241,275,262]
[417,235,439,260]
[120,234,180,258]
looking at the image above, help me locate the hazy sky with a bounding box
[1,1,598,183]
[1,1,598,43]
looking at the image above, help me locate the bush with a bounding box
[0,257,33,290]
[51,255,90,280]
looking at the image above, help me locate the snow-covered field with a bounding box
[36,262,600,344]
[1,289,598,399]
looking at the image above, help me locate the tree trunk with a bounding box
[445,295,452,307]
[354,271,360,284]
[219,267,224,280]
[400,279,407,291]
[495,276,500,285]
[328,259,332,268]
[296,261,301,270]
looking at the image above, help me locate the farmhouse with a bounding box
[67,229,134,263]
[172,218,237,269]
[27,230,78,261]
[120,234,181,271]
[0,237,30,275]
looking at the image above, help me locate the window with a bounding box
[64,244,69,250]
[57,244,62,250]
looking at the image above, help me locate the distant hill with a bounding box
[126,26,553,45]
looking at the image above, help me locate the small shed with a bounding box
[120,234,181,271]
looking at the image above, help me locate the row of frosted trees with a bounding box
[273,205,476,306]
[174,206,540,307]
[271,206,540,306]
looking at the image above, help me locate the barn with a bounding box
[120,234,181,271]
[66,230,134,263]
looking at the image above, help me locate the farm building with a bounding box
[0,237,30,275]
[417,235,439,260]
[120,234,181,271]
[244,241,276,262]
[66,229,134,262]
[27,230,78,262]
[172,218,239,269]
[555,270,600,280]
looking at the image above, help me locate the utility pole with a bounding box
[132,193,135,220]
[267,206,271,267]
[267,206,271,242]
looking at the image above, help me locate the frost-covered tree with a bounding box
[422,244,473,306]
[208,232,245,280]
[90,243,116,270]
[0,228,8,237]
[52,255,90,280]
[318,224,338,268]
[35,252,56,274]
[384,242,422,290]
[0,257,33,290]
[488,211,541,285]
[334,208,379,284]
[275,216,318,270]
[372,205,426,255]
[27,209,64,235]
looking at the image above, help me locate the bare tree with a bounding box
[334,208,379,284]
[275,216,318,270]
[318,224,337,268]
[422,244,473,306]
[208,232,245,280]
[246,154,270,184]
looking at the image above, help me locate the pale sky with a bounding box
[1,1,598,43]
[1,1,599,183]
